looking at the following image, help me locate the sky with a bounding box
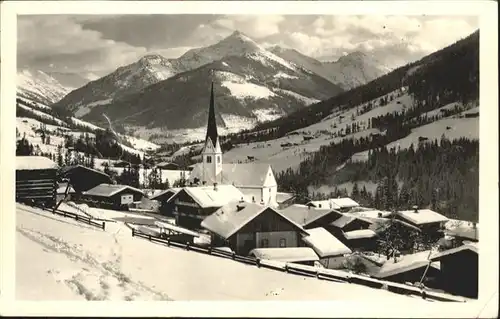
[17,14,479,80]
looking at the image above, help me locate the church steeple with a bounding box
[205,82,218,148]
[201,81,222,184]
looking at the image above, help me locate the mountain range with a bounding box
[18,30,391,135]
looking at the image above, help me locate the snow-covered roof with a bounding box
[154,221,200,238]
[249,247,319,263]
[343,229,377,240]
[280,204,339,227]
[445,227,479,241]
[345,207,392,219]
[430,243,478,261]
[397,209,449,225]
[59,164,111,179]
[189,163,272,187]
[201,202,307,239]
[16,156,58,170]
[306,200,341,210]
[302,227,352,258]
[375,250,440,279]
[330,197,360,208]
[276,192,295,204]
[306,197,360,210]
[331,215,357,229]
[149,187,182,201]
[84,183,145,198]
[181,184,246,208]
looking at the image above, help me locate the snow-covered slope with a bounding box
[16,203,434,302]
[17,69,73,105]
[223,91,479,173]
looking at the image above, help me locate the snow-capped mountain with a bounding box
[322,52,392,90]
[53,31,343,133]
[17,69,74,105]
[270,47,390,90]
[76,52,343,133]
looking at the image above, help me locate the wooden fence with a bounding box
[43,207,106,230]
[130,228,466,303]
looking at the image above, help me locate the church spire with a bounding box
[205,81,218,148]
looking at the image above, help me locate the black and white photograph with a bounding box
[0,1,498,317]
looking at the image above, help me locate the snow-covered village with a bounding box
[3,7,498,315]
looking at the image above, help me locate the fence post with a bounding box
[284,264,288,273]
[208,247,212,254]
[132,228,135,237]
[232,252,235,260]
[256,258,261,268]
[166,239,170,246]
[102,222,106,231]
[186,242,190,251]
[75,214,78,220]
[148,234,151,241]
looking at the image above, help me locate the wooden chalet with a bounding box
[82,183,145,210]
[168,184,246,229]
[279,204,344,230]
[301,227,352,269]
[430,243,478,298]
[343,229,378,251]
[373,250,441,288]
[306,197,360,213]
[16,156,58,207]
[149,187,182,216]
[395,207,448,239]
[201,202,309,256]
[328,214,373,239]
[58,165,112,198]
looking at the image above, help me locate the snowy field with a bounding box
[16,203,435,302]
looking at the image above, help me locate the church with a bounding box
[188,83,279,207]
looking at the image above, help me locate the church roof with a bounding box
[205,82,219,149]
[189,163,272,187]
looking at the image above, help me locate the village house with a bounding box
[187,83,280,207]
[372,250,442,289]
[395,207,449,238]
[58,165,113,198]
[168,184,246,229]
[16,156,59,207]
[430,243,478,298]
[82,183,145,210]
[301,227,352,269]
[328,214,373,239]
[280,204,344,230]
[248,247,320,266]
[343,229,379,251]
[306,197,360,212]
[201,202,308,256]
[445,224,479,245]
[149,187,181,216]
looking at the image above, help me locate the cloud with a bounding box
[18,15,147,74]
[17,14,478,78]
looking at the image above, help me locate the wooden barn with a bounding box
[58,165,112,197]
[82,183,145,210]
[16,156,58,207]
[149,187,181,217]
[430,243,478,298]
[201,202,308,256]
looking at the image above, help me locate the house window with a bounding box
[206,156,212,163]
[217,156,221,163]
[279,238,286,248]
[261,239,269,248]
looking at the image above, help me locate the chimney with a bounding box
[213,182,218,191]
[252,196,255,203]
[378,212,382,218]
[239,196,245,203]
[412,205,419,213]
[202,181,207,186]
[318,204,322,208]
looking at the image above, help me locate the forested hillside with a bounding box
[274,30,479,222]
